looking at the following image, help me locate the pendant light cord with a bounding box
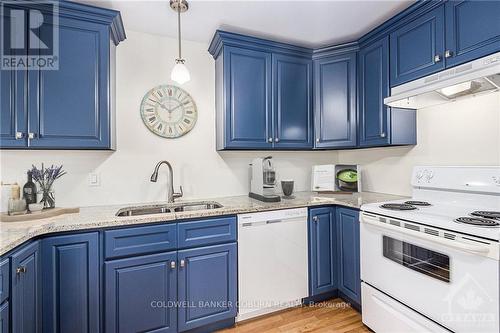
[177,0,182,61]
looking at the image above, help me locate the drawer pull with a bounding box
[170,261,176,269]
[16,266,26,274]
[180,259,186,268]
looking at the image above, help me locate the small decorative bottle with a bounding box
[23,171,37,205]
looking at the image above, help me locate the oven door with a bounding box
[360,213,499,333]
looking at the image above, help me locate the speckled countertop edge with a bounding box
[0,191,406,256]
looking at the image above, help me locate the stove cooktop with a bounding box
[363,199,500,241]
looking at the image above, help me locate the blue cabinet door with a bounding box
[445,0,500,67]
[0,5,27,148]
[390,5,445,86]
[314,53,357,148]
[11,241,40,333]
[336,208,361,307]
[308,207,337,296]
[359,37,390,147]
[0,301,8,333]
[0,259,9,305]
[177,243,237,332]
[105,252,177,333]
[27,15,111,149]
[273,54,313,149]
[41,233,99,333]
[223,46,272,149]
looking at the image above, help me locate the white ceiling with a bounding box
[74,0,414,48]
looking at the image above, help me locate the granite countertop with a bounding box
[0,191,405,256]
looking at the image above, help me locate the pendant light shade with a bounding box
[170,0,190,85]
[171,60,191,85]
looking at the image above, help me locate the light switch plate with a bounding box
[88,173,100,187]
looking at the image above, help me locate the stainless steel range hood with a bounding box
[384,52,500,109]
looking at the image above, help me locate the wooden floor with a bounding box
[218,299,370,333]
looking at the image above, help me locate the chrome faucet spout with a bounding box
[150,161,183,203]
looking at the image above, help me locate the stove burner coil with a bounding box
[380,203,417,211]
[454,217,500,227]
[404,201,431,206]
[471,211,500,220]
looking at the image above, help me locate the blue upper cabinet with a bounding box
[359,38,390,147]
[390,5,445,87]
[336,208,361,308]
[220,46,273,149]
[308,207,337,296]
[313,52,357,148]
[105,252,178,333]
[359,38,416,147]
[11,241,40,333]
[177,243,237,332]
[273,54,313,149]
[444,0,500,67]
[0,4,27,148]
[41,233,100,333]
[28,15,111,149]
[0,1,125,150]
[210,30,313,150]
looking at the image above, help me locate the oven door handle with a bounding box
[362,216,490,254]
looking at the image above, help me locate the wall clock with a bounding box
[140,84,197,138]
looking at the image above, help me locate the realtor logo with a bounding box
[1,0,59,70]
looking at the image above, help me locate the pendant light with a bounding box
[170,0,190,84]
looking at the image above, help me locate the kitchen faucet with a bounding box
[150,161,183,203]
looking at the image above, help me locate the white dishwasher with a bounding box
[237,208,309,321]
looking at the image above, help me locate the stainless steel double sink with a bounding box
[115,201,223,217]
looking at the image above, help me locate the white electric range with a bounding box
[360,166,500,333]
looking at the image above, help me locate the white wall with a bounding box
[0,30,336,207]
[338,92,500,196]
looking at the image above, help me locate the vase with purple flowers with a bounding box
[30,164,66,209]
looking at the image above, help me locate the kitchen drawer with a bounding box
[177,217,237,249]
[104,224,177,259]
[0,259,9,304]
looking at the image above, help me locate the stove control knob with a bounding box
[425,171,434,183]
[416,171,424,183]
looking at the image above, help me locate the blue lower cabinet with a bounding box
[313,53,357,148]
[177,243,237,332]
[105,252,178,333]
[41,233,100,333]
[11,241,40,333]
[336,208,361,307]
[0,259,9,305]
[0,301,8,333]
[308,207,337,296]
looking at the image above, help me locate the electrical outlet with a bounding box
[88,173,100,187]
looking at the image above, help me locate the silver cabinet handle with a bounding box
[170,261,176,269]
[445,50,453,58]
[275,138,279,143]
[316,138,320,143]
[434,54,442,63]
[28,132,36,139]
[180,259,185,268]
[312,216,318,223]
[268,137,273,143]
[380,132,386,138]
[15,132,24,139]
[16,266,26,274]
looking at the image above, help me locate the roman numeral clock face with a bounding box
[140,85,198,138]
